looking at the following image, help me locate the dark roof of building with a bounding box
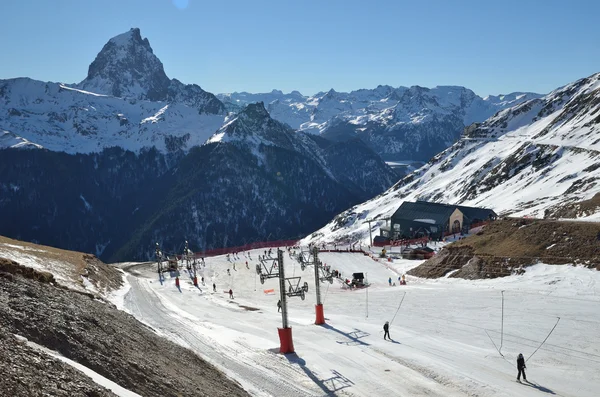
[391,201,457,225]
[420,201,497,221]
[413,247,435,253]
[391,201,496,225]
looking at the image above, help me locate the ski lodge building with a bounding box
[378,201,497,241]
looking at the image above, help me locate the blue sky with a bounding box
[0,0,598,96]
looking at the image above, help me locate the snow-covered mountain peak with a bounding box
[207,102,293,148]
[239,101,271,121]
[78,28,170,101]
[108,27,150,49]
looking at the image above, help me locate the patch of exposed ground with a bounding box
[409,218,600,279]
[0,235,122,293]
[0,259,250,397]
[544,192,600,218]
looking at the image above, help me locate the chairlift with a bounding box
[286,277,309,300]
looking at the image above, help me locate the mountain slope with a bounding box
[302,72,600,245]
[0,103,397,261]
[0,78,226,153]
[111,103,395,260]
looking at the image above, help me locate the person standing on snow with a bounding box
[388,277,392,286]
[517,353,527,381]
[212,283,216,292]
[229,289,234,299]
[277,299,282,312]
[383,321,391,340]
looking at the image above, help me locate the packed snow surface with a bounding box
[117,247,600,397]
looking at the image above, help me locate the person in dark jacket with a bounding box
[383,321,390,340]
[517,353,527,381]
[277,299,282,312]
[229,288,234,299]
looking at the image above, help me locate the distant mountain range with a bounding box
[302,72,600,245]
[218,87,542,162]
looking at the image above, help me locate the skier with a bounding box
[229,288,234,299]
[388,277,392,286]
[277,299,282,312]
[246,261,249,269]
[517,353,527,382]
[233,263,236,271]
[201,276,205,285]
[213,283,216,292]
[383,321,390,340]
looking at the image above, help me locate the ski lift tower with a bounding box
[312,246,326,325]
[295,247,332,325]
[183,240,198,286]
[277,248,310,354]
[277,249,294,353]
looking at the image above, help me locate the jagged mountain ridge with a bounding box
[207,102,398,201]
[0,78,226,153]
[218,86,542,162]
[302,72,600,245]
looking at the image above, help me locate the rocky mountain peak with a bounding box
[207,102,297,151]
[239,101,271,121]
[78,28,171,101]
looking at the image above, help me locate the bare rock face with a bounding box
[78,28,225,114]
[80,28,171,101]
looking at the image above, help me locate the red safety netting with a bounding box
[194,240,299,258]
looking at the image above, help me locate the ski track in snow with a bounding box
[119,248,600,397]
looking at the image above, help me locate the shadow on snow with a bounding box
[285,353,355,396]
[320,323,370,346]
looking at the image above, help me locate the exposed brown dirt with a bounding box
[0,235,122,293]
[0,257,55,283]
[409,218,600,279]
[545,192,600,218]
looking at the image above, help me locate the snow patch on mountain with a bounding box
[0,78,225,153]
[0,130,43,150]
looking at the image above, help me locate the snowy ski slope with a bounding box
[114,248,600,397]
